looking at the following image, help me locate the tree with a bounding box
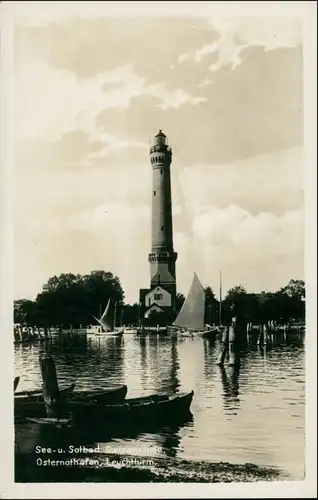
[204,286,218,324]
[204,286,215,303]
[223,285,247,322]
[274,281,305,324]
[122,303,139,326]
[225,285,247,301]
[44,273,83,291]
[279,279,305,299]
[32,270,125,327]
[14,299,38,325]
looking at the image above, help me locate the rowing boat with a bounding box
[71,385,127,404]
[15,383,76,401]
[14,384,128,421]
[68,391,194,424]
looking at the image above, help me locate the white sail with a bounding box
[97,298,115,332]
[174,273,205,331]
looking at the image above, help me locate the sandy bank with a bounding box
[15,452,286,483]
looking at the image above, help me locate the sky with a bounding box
[12,4,305,304]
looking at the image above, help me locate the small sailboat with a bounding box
[87,299,124,337]
[172,273,216,337]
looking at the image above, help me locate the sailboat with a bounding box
[86,299,124,337]
[171,273,216,337]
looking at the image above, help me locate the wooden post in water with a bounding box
[263,323,268,346]
[257,324,263,345]
[39,355,61,418]
[267,322,272,344]
[217,327,229,366]
[43,326,48,340]
[246,322,252,344]
[228,322,238,366]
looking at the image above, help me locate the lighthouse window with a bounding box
[160,169,163,174]
[161,225,164,231]
[153,190,156,196]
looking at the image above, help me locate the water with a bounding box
[14,333,305,480]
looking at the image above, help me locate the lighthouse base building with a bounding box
[139,130,177,324]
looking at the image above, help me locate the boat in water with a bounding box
[15,383,76,402]
[14,384,128,421]
[86,299,124,337]
[123,327,138,334]
[171,273,217,338]
[67,391,194,425]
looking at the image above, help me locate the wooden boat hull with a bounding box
[201,328,218,339]
[87,329,124,337]
[15,383,75,400]
[123,328,138,334]
[68,391,194,425]
[26,417,72,427]
[71,385,127,404]
[14,385,128,421]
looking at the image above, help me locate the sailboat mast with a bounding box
[120,306,124,327]
[219,271,223,325]
[114,301,117,328]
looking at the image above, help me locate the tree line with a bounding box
[14,271,305,328]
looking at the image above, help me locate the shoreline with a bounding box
[15,452,288,483]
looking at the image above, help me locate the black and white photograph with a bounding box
[0,1,316,497]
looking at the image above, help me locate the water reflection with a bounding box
[169,340,180,393]
[219,365,240,415]
[140,336,180,394]
[203,338,217,380]
[14,332,305,479]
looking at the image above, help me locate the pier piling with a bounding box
[39,355,62,418]
[217,327,229,366]
[228,324,237,366]
[256,325,262,345]
[263,324,268,346]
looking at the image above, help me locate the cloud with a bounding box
[176,147,303,216]
[197,78,212,88]
[15,163,152,226]
[148,83,206,110]
[189,205,304,294]
[177,53,190,64]
[12,16,305,303]
[14,201,152,304]
[177,17,302,71]
[15,197,304,303]
[15,59,206,144]
[193,206,303,256]
[14,144,304,303]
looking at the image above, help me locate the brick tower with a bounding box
[140,130,178,320]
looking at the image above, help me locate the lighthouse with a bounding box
[139,130,178,322]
